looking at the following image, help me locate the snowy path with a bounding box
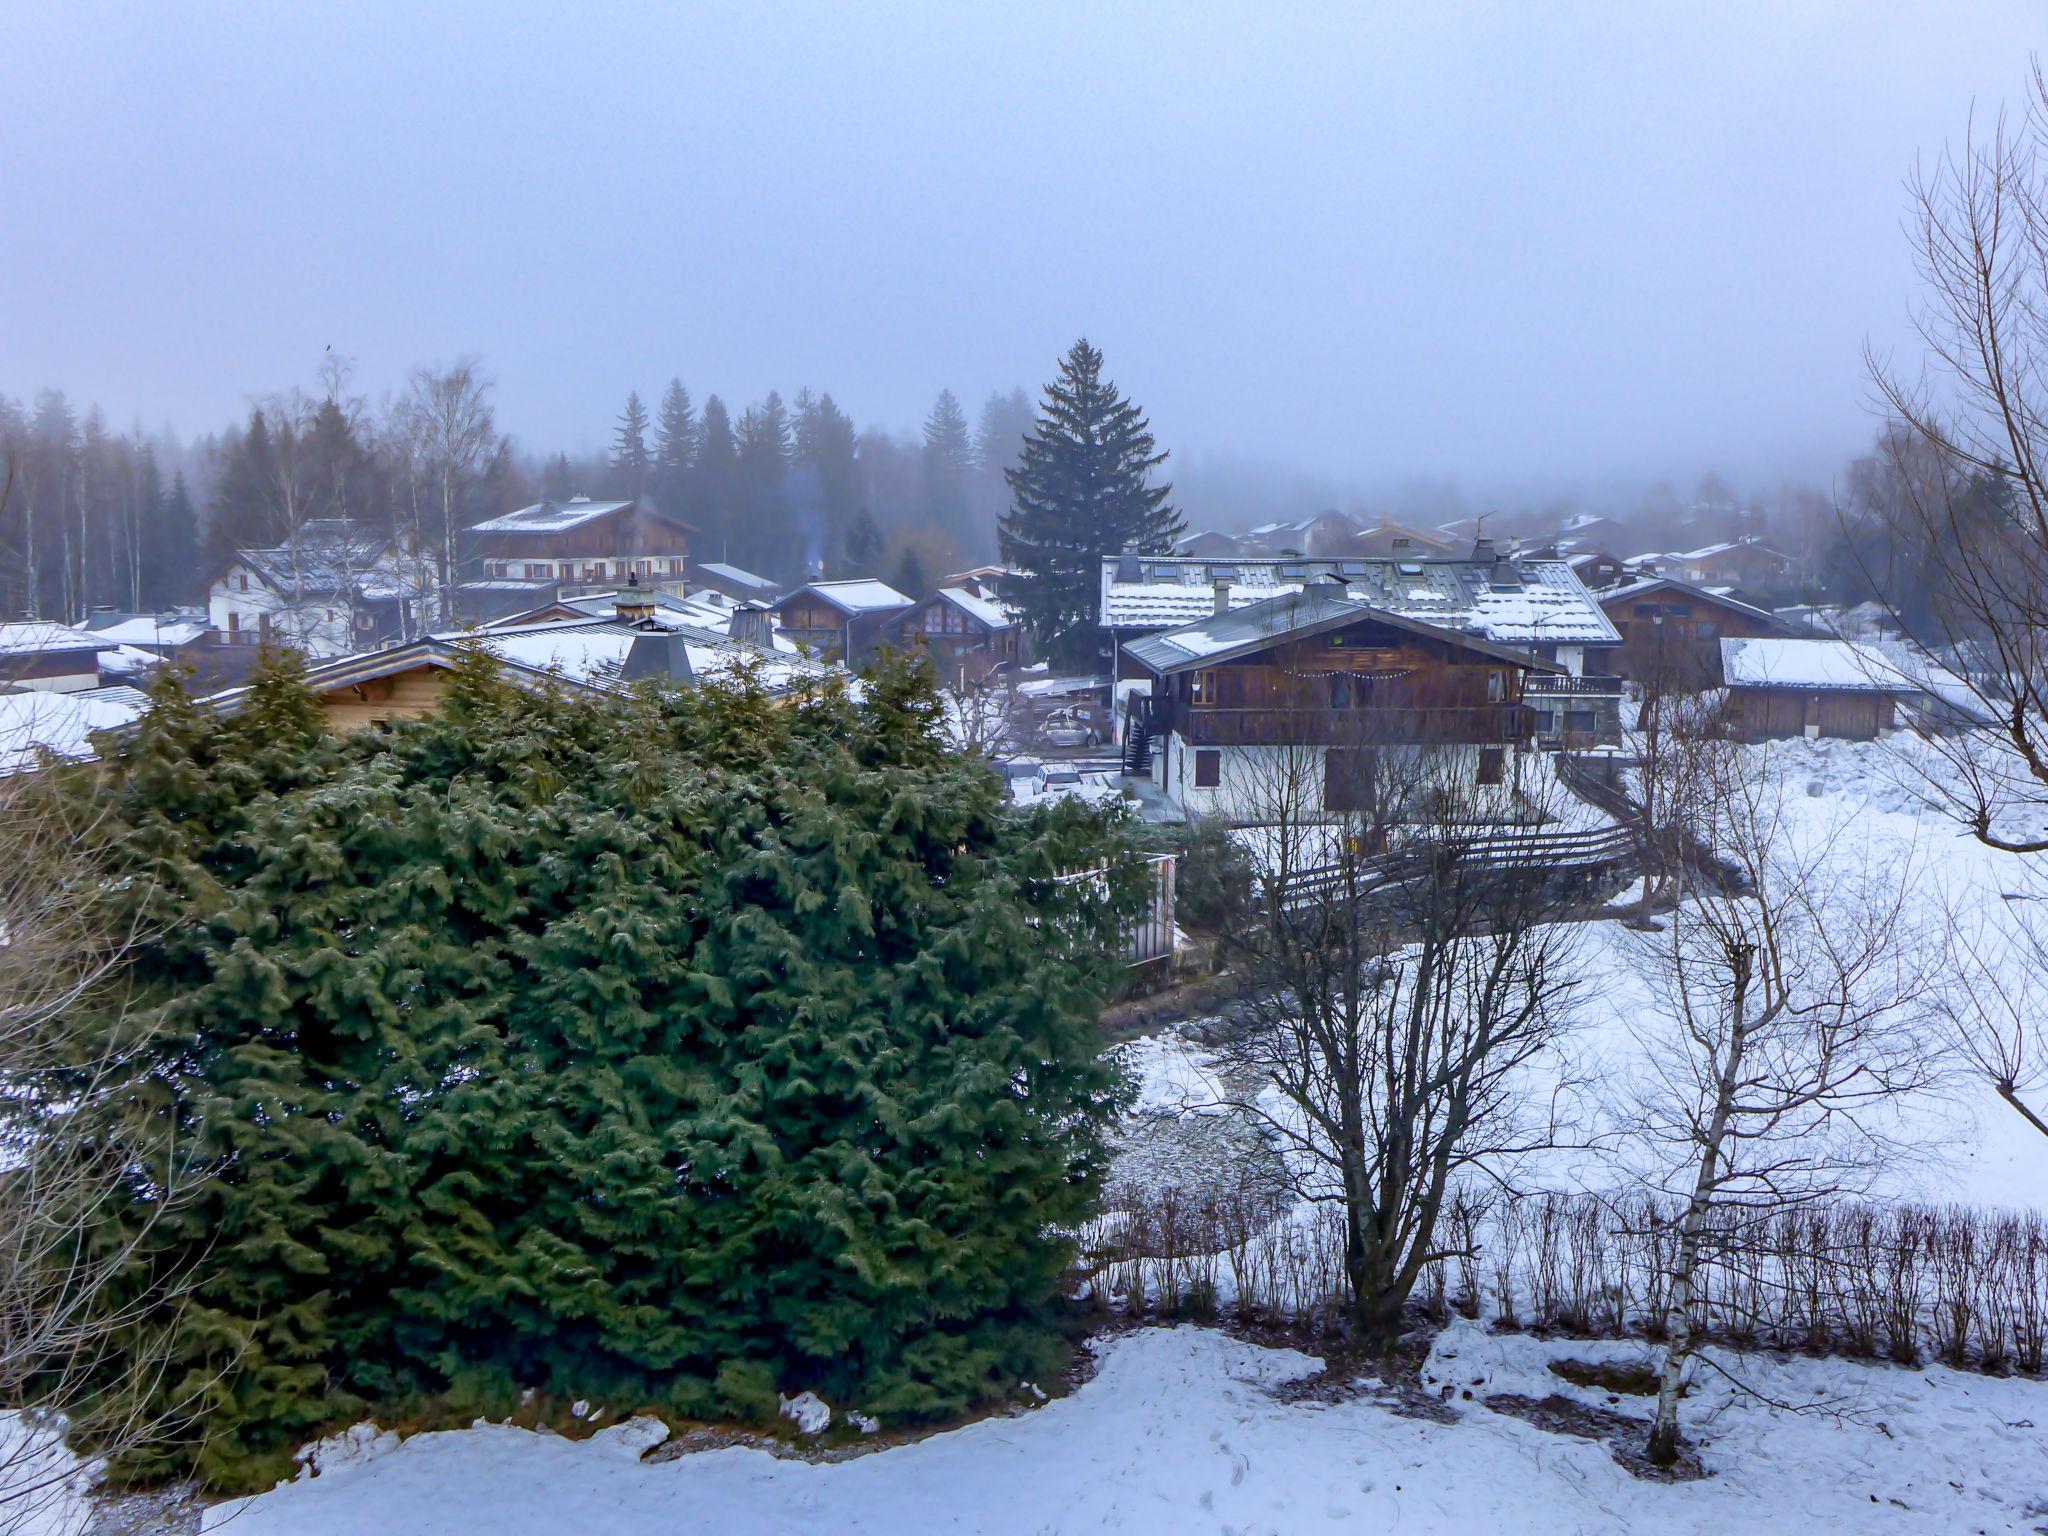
[203,1322,2048,1535]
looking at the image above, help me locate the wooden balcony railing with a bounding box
[1525,673,1625,699]
[1172,704,1535,747]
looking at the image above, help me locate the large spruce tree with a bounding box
[1000,340,1181,668]
[83,650,1142,1490]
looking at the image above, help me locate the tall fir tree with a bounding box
[692,396,739,562]
[999,340,1181,667]
[734,392,793,578]
[540,451,574,502]
[892,542,928,600]
[652,379,696,516]
[920,389,973,549]
[611,390,652,496]
[841,507,884,576]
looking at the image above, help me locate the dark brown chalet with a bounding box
[1592,576,1792,693]
[1119,581,1556,821]
[465,497,697,586]
[769,579,915,664]
[892,586,1021,683]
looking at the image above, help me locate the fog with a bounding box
[3,1,2040,510]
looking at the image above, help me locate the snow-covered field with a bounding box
[189,1321,2048,1535]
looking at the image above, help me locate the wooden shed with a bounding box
[1718,637,1916,741]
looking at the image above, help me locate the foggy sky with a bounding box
[3,1,2040,507]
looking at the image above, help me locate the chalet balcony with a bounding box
[1169,703,1536,747]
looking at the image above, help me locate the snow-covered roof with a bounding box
[0,622,119,659]
[783,579,913,616]
[1673,539,1788,564]
[0,686,148,774]
[88,616,211,647]
[1719,637,1918,693]
[935,586,1016,631]
[1122,583,1569,675]
[467,497,634,535]
[1099,556,1618,646]
[1598,575,1783,626]
[693,561,779,592]
[461,617,827,694]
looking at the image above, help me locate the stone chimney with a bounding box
[614,571,656,626]
[727,602,777,651]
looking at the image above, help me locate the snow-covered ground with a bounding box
[190,1321,2048,1535]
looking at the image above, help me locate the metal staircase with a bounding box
[1120,695,1155,776]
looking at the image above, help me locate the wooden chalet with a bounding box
[894,586,1021,682]
[466,497,697,587]
[1718,636,1922,741]
[1593,576,1791,692]
[769,579,914,664]
[1118,580,1558,822]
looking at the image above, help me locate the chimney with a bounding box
[727,602,777,651]
[1212,576,1231,616]
[1472,536,1495,562]
[621,631,693,684]
[613,571,656,625]
[1392,536,1411,555]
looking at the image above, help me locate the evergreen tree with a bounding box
[972,388,1035,479]
[540,451,573,502]
[921,389,973,547]
[842,507,884,576]
[734,393,793,578]
[139,468,201,609]
[83,652,1142,1489]
[611,390,652,495]
[892,543,928,599]
[794,391,860,573]
[692,396,739,560]
[207,408,280,560]
[653,379,696,516]
[1000,340,1181,668]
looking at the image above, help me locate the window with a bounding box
[1632,603,1657,617]
[1486,670,1506,702]
[237,573,249,592]
[1193,749,1220,788]
[226,612,240,636]
[1533,710,1556,734]
[1190,670,1217,705]
[1563,709,1596,734]
[1477,747,1504,786]
[925,607,946,633]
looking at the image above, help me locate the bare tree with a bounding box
[1621,730,1933,1466]
[1863,67,2048,850]
[1933,878,2048,1141]
[1211,739,1584,1345]
[0,758,191,1534]
[403,359,497,624]
[940,668,1016,758]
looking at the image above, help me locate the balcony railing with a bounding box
[1525,673,1625,698]
[1172,704,1536,747]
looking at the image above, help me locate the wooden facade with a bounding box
[1145,620,1534,750]
[1595,584,1784,690]
[472,502,695,584]
[1726,685,1895,741]
[314,661,455,732]
[893,593,1021,681]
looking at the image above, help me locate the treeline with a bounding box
[0,364,1039,623]
[588,381,1034,591]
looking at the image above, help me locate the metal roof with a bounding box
[467,497,636,535]
[1121,584,1567,676]
[1099,555,1618,646]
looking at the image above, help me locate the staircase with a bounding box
[1121,696,1155,776]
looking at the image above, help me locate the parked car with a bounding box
[1033,763,1084,795]
[1038,707,1096,748]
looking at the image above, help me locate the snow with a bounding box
[88,616,210,647]
[0,1411,96,1536]
[0,622,113,658]
[1719,636,1913,692]
[468,498,634,534]
[0,687,148,774]
[198,1321,2048,1535]
[778,1391,831,1436]
[935,586,1015,631]
[798,579,912,614]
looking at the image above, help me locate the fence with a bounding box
[1273,823,1636,911]
[1050,852,1177,967]
[1081,1184,2048,1374]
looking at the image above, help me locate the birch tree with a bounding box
[1623,733,1932,1466]
[403,358,497,622]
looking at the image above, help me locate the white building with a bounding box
[209,521,439,658]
